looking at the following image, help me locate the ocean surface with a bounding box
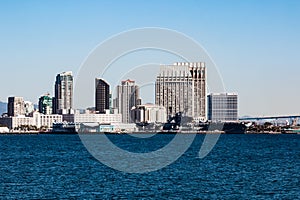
[0,134,299,199]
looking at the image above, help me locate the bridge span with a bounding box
[239,115,300,121]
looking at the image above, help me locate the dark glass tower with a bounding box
[95,78,110,114]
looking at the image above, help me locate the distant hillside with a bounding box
[0,101,7,115]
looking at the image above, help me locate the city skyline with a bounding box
[0,1,299,116]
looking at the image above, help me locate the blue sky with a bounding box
[0,0,299,116]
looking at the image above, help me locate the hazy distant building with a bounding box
[39,94,53,115]
[53,71,73,114]
[115,79,141,123]
[155,62,206,121]
[207,93,238,122]
[131,104,167,124]
[95,78,110,114]
[24,101,34,115]
[7,97,25,117]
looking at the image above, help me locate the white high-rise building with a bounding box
[115,79,141,123]
[8,97,25,117]
[53,71,73,114]
[155,62,206,121]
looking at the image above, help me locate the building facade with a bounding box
[155,62,206,121]
[95,78,110,114]
[0,112,62,130]
[39,94,53,115]
[115,79,141,123]
[53,71,73,114]
[35,112,63,129]
[131,104,167,124]
[8,97,25,117]
[207,93,238,122]
[24,101,34,115]
[63,113,122,124]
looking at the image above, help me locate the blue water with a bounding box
[0,134,299,199]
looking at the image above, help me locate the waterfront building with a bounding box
[95,78,110,114]
[155,62,206,121]
[115,79,141,123]
[207,93,238,122]
[0,116,33,130]
[131,104,167,124]
[32,112,63,129]
[38,94,53,115]
[78,123,137,133]
[0,127,9,133]
[53,71,73,114]
[0,112,63,130]
[7,97,25,117]
[63,112,122,124]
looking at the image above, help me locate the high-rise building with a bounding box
[207,93,238,122]
[39,94,53,115]
[53,71,73,114]
[7,97,25,117]
[115,79,141,123]
[95,78,110,114]
[155,62,206,121]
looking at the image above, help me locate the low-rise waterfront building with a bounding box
[63,111,122,124]
[78,122,137,133]
[0,112,63,130]
[0,126,9,133]
[131,104,167,124]
[32,112,63,129]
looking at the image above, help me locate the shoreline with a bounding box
[0,131,299,135]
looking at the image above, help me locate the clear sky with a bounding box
[0,0,299,116]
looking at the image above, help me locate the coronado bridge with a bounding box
[239,115,300,125]
[239,115,300,121]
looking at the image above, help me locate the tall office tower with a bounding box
[7,97,25,117]
[39,94,53,115]
[95,78,110,114]
[207,93,238,122]
[53,71,73,114]
[115,79,141,123]
[155,62,206,121]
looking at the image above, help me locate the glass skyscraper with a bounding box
[95,78,110,114]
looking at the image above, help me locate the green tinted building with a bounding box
[39,94,53,115]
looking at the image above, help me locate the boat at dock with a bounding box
[51,122,77,134]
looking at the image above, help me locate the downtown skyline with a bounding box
[0,1,299,116]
